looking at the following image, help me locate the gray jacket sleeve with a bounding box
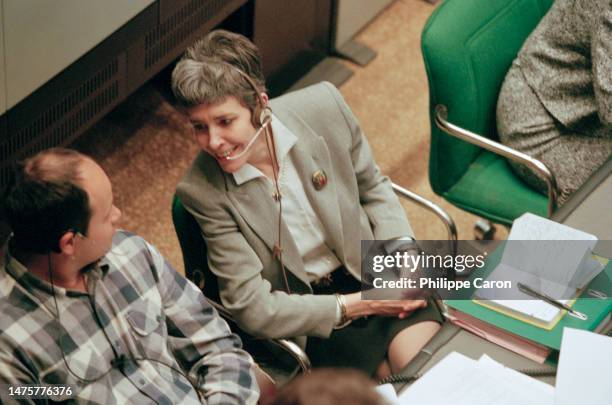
[592,6,612,126]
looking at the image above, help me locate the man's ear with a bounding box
[58,231,78,256]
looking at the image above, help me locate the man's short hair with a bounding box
[2,148,91,254]
[171,29,266,116]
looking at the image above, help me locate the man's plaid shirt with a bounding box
[0,230,259,404]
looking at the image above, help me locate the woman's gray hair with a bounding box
[171,30,266,115]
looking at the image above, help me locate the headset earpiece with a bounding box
[234,67,270,127]
[259,107,272,126]
[67,228,85,239]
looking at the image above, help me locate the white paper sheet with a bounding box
[375,383,400,405]
[504,213,598,288]
[477,355,554,399]
[397,352,553,405]
[555,328,612,405]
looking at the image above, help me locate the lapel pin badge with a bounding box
[311,170,328,190]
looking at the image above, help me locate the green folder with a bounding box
[445,245,612,351]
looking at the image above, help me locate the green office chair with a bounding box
[422,0,557,232]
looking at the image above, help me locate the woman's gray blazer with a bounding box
[176,82,413,349]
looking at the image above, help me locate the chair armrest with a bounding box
[434,105,558,216]
[203,296,311,373]
[391,182,458,256]
[268,338,311,373]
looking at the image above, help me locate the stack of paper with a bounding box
[395,352,553,405]
[447,307,551,363]
[382,328,612,405]
[474,213,605,329]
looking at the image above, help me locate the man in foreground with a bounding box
[0,148,259,404]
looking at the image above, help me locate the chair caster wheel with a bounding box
[474,219,496,240]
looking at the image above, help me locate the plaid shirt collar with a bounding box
[2,236,110,298]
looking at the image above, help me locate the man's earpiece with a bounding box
[53,228,84,254]
[68,228,86,239]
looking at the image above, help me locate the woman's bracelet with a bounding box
[334,294,351,329]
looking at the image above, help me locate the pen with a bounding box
[517,282,588,321]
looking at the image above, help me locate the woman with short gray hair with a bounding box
[172,29,442,378]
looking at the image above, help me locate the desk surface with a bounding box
[553,156,612,257]
[553,157,612,237]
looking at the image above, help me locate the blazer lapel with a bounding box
[226,176,310,286]
[279,112,346,263]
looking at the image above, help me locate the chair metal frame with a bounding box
[434,105,558,217]
[391,182,457,255]
[211,298,312,373]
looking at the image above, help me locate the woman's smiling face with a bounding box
[187,96,262,173]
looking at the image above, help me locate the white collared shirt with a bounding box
[232,115,341,281]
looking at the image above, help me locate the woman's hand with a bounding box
[343,292,427,320]
[369,299,428,319]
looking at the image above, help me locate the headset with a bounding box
[217,65,292,294]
